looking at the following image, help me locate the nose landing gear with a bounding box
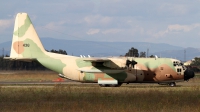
[158,82,176,87]
[168,82,176,87]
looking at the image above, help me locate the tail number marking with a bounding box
[23,44,30,47]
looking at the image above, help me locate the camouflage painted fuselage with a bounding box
[53,56,185,83]
[6,13,193,86]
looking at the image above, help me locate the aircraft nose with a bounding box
[184,69,195,81]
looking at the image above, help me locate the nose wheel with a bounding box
[168,82,176,87]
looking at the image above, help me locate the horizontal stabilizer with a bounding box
[4,57,36,62]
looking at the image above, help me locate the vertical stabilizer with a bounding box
[10,13,46,58]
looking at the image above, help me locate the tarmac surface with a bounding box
[0,70,199,87]
[0,80,199,88]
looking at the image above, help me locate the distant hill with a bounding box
[154,47,200,61]
[0,37,198,61]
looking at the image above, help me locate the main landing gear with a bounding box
[99,83,122,87]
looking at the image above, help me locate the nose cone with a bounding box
[184,69,195,81]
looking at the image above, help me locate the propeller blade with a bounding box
[131,60,137,66]
[126,60,131,67]
[126,59,137,68]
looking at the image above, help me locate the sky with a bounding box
[1,0,200,48]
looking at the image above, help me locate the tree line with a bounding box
[1,47,199,72]
[0,47,153,70]
[125,47,154,58]
[190,57,200,72]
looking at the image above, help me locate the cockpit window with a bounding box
[173,61,177,66]
[177,68,182,73]
[173,61,180,66]
[174,60,186,72]
[173,61,184,67]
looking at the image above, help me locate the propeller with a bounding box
[126,59,137,68]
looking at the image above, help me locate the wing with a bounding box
[78,57,127,74]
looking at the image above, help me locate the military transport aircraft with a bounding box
[4,13,195,87]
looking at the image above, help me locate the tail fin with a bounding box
[9,13,46,59]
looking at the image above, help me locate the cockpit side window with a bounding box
[173,61,184,67]
[177,68,182,73]
[173,61,176,66]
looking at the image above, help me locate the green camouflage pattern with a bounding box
[7,13,190,86]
